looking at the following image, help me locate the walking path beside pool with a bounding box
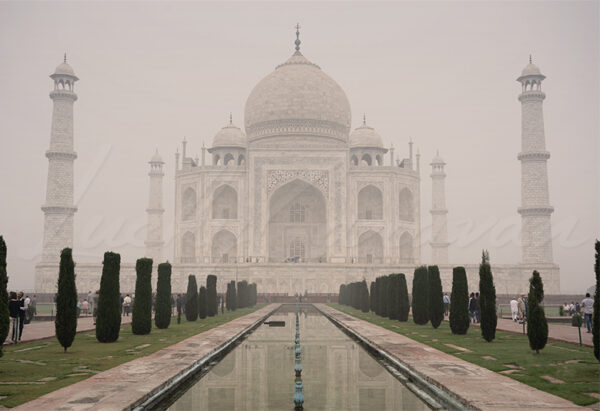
[2,315,133,345]
[471,317,593,347]
[317,304,583,410]
[12,304,278,410]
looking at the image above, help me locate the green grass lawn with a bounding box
[330,304,600,407]
[0,305,265,408]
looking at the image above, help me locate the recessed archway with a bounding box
[211,230,237,263]
[358,230,383,264]
[358,185,383,220]
[212,184,237,219]
[182,187,196,221]
[269,179,326,262]
[399,188,414,221]
[181,231,196,263]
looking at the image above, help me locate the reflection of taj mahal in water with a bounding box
[35,29,561,295]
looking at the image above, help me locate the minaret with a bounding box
[430,151,449,264]
[145,149,165,263]
[41,55,78,262]
[517,57,554,264]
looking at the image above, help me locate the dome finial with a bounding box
[295,23,301,53]
[529,54,532,64]
[229,112,233,125]
[363,113,366,125]
[64,52,67,63]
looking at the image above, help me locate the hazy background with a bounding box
[0,1,597,293]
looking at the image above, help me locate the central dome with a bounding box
[244,51,352,142]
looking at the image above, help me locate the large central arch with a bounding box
[268,179,327,262]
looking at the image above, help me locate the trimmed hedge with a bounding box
[155,262,172,329]
[527,270,548,353]
[185,275,199,321]
[96,252,121,343]
[198,286,207,319]
[55,248,78,352]
[0,236,9,356]
[132,258,152,335]
[412,266,429,325]
[479,251,497,342]
[398,273,410,322]
[428,265,444,329]
[449,266,469,334]
[207,275,218,316]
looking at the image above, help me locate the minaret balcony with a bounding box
[46,150,77,160]
[517,206,554,216]
[517,151,550,161]
[518,91,545,102]
[49,90,78,101]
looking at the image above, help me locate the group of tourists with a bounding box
[7,291,33,343]
[468,292,481,323]
[509,295,529,323]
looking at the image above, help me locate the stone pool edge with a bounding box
[13,304,281,411]
[315,304,583,411]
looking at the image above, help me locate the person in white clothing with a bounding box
[581,293,594,333]
[510,298,519,322]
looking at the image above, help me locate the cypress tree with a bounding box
[155,262,172,329]
[0,236,9,357]
[55,248,78,352]
[250,283,257,306]
[360,279,370,313]
[380,276,389,317]
[132,258,152,335]
[198,286,207,319]
[479,250,497,342]
[237,281,248,309]
[369,281,376,312]
[398,273,410,322]
[376,277,384,316]
[449,267,469,335]
[428,266,444,329]
[207,275,218,316]
[412,266,429,325]
[387,275,399,320]
[229,280,237,311]
[96,252,121,343]
[527,270,548,354]
[594,241,599,362]
[185,275,199,321]
[226,282,231,311]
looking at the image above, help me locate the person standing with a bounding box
[17,291,26,340]
[469,293,477,323]
[123,294,132,316]
[82,299,89,316]
[581,293,594,333]
[518,295,526,323]
[443,293,450,317]
[510,298,519,322]
[93,290,99,325]
[87,291,93,314]
[8,291,20,343]
[474,292,481,323]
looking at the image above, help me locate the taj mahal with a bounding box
[35,28,561,295]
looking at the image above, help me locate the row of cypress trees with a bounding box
[338,280,369,312]
[409,266,444,328]
[183,274,223,321]
[224,280,257,311]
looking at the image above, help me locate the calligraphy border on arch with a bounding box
[266,169,329,198]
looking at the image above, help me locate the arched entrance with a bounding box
[269,179,327,262]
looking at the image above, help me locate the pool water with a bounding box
[168,305,428,410]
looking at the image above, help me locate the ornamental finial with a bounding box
[229,112,233,125]
[529,54,532,64]
[64,53,67,63]
[363,113,366,125]
[295,23,301,53]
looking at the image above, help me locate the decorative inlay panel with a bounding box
[266,169,329,198]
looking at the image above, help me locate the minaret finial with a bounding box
[529,54,532,64]
[64,53,67,63]
[295,23,301,53]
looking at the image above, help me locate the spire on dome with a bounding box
[294,23,301,54]
[229,112,233,125]
[529,54,532,64]
[363,113,366,125]
[64,52,67,63]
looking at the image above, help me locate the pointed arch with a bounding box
[238,154,246,166]
[182,187,196,221]
[399,232,414,264]
[361,153,372,166]
[213,154,221,166]
[358,230,383,264]
[375,154,383,166]
[181,231,196,263]
[399,188,414,221]
[350,154,359,166]
[211,229,237,263]
[224,153,235,166]
[358,185,382,220]
[212,184,237,219]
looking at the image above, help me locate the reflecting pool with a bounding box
[168,305,429,410]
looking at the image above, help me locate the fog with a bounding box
[0,1,597,293]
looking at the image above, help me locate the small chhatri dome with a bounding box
[431,150,445,165]
[212,115,247,148]
[349,115,383,148]
[51,53,78,79]
[150,149,163,163]
[518,55,544,81]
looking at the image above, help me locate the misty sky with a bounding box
[0,1,598,293]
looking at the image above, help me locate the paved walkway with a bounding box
[13,304,278,410]
[317,304,582,410]
[471,317,593,347]
[3,315,133,345]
